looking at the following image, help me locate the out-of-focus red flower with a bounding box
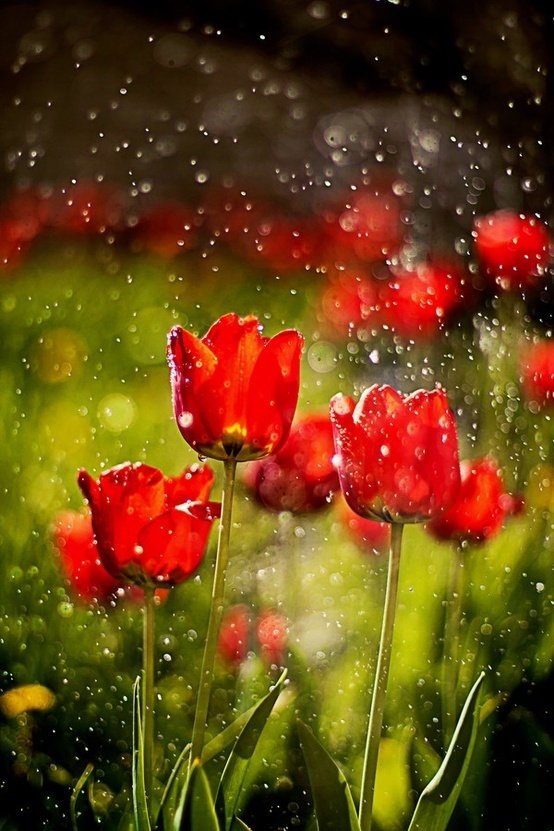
[47,182,125,235]
[78,462,219,587]
[337,495,390,553]
[131,201,201,257]
[330,385,460,523]
[319,260,470,341]
[53,510,121,602]
[168,313,303,462]
[256,610,288,668]
[0,224,26,271]
[319,269,381,336]
[202,189,326,271]
[236,216,326,272]
[243,412,339,513]
[473,210,550,292]
[218,604,250,668]
[520,340,554,407]
[426,457,515,544]
[322,189,404,263]
[378,260,470,339]
[0,188,50,245]
[218,606,288,670]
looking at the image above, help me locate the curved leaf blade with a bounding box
[407,671,485,831]
[231,819,254,831]
[158,743,191,830]
[181,760,220,831]
[297,720,361,831]
[70,762,94,831]
[216,670,287,831]
[132,675,153,831]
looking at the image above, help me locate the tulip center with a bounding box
[222,422,248,457]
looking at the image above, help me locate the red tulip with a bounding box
[319,269,380,336]
[426,457,514,544]
[330,385,460,523]
[235,215,326,272]
[243,412,339,512]
[473,210,550,292]
[78,462,219,587]
[521,340,554,407]
[378,261,470,339]
[0,187,49,245]
[256,610,288,668]
[53,510,121,602]
[218,606,288,669]
[217,604,250,668]
[322,189,403,262]
[167,313,304,461]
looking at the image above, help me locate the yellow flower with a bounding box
[0,684,56,719]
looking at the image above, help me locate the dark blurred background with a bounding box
[0,0,551,218]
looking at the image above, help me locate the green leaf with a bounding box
[216,670,287,831]
[231,819,254,831]
[181,760,220,831]
[202,708,261,765]
[297,720,361,831]
[158,742,190,831]
[133,675,153,831]
[70,762,94,831]
[406,671,485,831]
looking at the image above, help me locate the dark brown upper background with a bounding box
[0,0,550,240]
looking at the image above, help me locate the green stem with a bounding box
[358,522,404,831]
[442,544,465,747]
[143,584,156,808]
[190,457,238,764]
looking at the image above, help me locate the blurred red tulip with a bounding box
[474,210,550,292]
[521,340,554,407]
[337,495,390,553]
[330,385,460,523]
[168,313,303,462]
[218,604,251,668]
[0,188,49,246]
[78,462,219,586]
[378,260,470,339]
[0,223,27,271]
[426,457,514,544]
[237,215,326,272]
[243,412,339,513]
[256,610,288,668]
[322,189,403,263]
[319,269,380,336]
[202,189,326,271]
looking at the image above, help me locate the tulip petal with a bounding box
[138,507,215,585]
[204,314,267,450]
[176,500,221,521]
[245,329,304,459]
[165,464,215,507]
[168,325,219,453]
